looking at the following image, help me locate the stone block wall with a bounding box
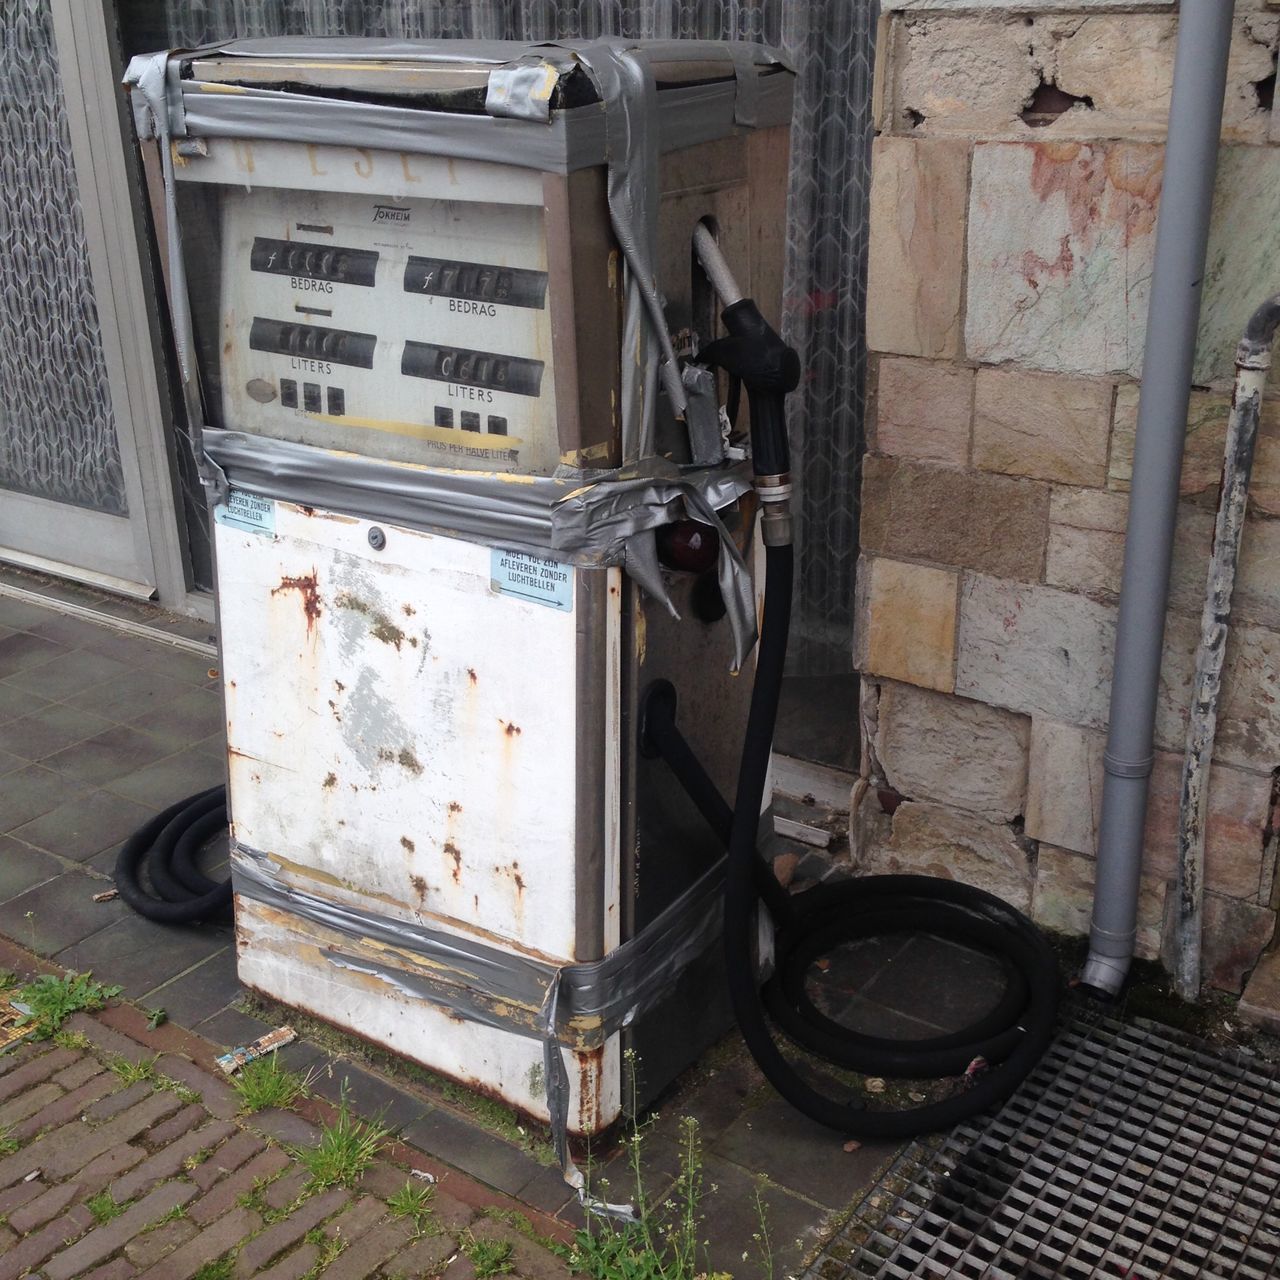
[854,0,1280,991]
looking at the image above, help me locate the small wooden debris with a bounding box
[215,1026,296,1074]
[92,889,119,903]
[864,1077,886,1094]
[843,1139,862,1153]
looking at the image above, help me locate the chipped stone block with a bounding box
[954,573,1210,756]
[1238,947,1280,1036]
[858,800,1035,912]
[855,556,959,693]
[884,10,1271,142]
[866,136,969,359]
[1163,891,1276,994]
[850,785,894,865]
[872,357,973,466]
[966,141,1160,377]
[875,681,1031,822]
[860,454,1050,581]
[1108,385,1280,516]
[973,367,1113,486]
[955,573,1117,726]
[1217,621,1280,768]
[1025,718,1271,900]
[1031,844,1165,960]
[1045,487,1211,610]
[1046,485,1280,630]
[1197,147,1280,384]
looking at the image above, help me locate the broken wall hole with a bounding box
[1021,80,1094,129]
[1256,69,1276,113]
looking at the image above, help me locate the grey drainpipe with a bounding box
[1080,0,1236,998]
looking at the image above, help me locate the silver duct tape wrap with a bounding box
[231,842,727,1188]
[203,429,760,667]
[123,39,791,463]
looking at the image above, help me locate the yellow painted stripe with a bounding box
[310,411,525,449]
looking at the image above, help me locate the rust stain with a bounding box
[301,505,315,516]
[398,747,423,775]
[400,835,416,853]
[1027,141,1161,248]
[402,603,416,616]
[448,801,462,815]
[410,874,428,899]
[445,840,462,883]
[512,861,525,895]
[334,680,346,692]
[328,699,342,721]
[467,668,478,685]
[272,570,322,632]
[503,721,522,737]
[322,772,338,789]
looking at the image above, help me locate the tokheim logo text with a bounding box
[373,205,410,223]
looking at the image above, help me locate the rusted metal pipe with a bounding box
[1080,0,1235,998]
[1175,295,1280,1001]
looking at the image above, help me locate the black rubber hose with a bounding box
[114,785,232,924]
[712,543,1060,1140]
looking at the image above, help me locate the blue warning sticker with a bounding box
[215,488,276,537]
[490,548,573,611]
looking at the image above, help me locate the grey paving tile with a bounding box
[0,682,49,722]
[143,949,244,1028]
[86,840,125,878]
[0,764,88,831]
[698,1152,831,1280]
[834,995,951,1040]
[41,724,177,788]
[56,915,232,999]
[0,868,128,955]
[1,649,134,701]
[105,748,226,809]
[25,612,119,650]
[0,838,64,903]
[0,702,116,762]
[0,631,69,678]
[0,597,59,630]
[191,733,228,763]
[400,1106,544,1197]
[82,632,218,687]
[62,667,191,723]
[712,1093,898,1212]
[9,788,155,861]
[0,749,21,776]
[309,1061,433,1134]
[128,688,225,752]
[861,933,1007,1033]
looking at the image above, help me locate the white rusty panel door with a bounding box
[217,498,599,962]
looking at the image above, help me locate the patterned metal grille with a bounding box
[117,0,876,673]
[811,1016,1280,1280]
[0,0,128,514]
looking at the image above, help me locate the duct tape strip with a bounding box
[203,429,759,667]
[231,842,727,1203]
[124,38,792,473]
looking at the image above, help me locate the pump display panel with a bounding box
[178,141,561,475]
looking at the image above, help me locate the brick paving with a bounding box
[0,1003,574,1280]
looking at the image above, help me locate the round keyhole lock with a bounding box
[368,527,387,552]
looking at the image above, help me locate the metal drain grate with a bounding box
[809,1015,1280,1280]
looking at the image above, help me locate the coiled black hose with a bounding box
[114,785,232,924]
[645,543,1060,1139]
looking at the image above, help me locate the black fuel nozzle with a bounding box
[698,300,800,480]
[698,299,799,546]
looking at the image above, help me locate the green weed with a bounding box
[231,1056,311,1114]
[51,1030,92,1051]
[191,1259,235,1280]
[0,1125,18,1157]
[15,972,121,1039]
[108,1054,158,1084]
[294,1086,389,1189]
[387,1179,436,1234]
[86,1191,129,1224]
[463,1234,515,1278]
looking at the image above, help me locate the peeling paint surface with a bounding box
[218,503,591,961]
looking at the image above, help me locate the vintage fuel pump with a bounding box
[123,38,793,1162]
[123,36,1061,1172]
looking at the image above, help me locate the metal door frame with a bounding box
[0,0,191,610]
